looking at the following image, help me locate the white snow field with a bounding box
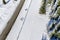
[0,0,25,40]
[6,0,50,40]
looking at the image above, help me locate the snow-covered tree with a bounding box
[40,0,60,40]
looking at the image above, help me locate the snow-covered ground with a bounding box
[17,0,50,40]
[6,0,50,40]
[0,0,17,34]
[0,0,25,40]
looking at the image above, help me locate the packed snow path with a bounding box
[6,0,50,40]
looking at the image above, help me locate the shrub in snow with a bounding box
[39,0,46,14]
